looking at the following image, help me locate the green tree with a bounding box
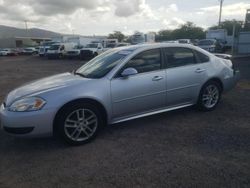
[171,22,205,40]
[209,19,244,36]
[155,22,205,42]
[108,31,125,42]
[155,30,172,42]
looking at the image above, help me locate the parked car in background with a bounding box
[21,47,38,55]
[116,43,131,47]
[161,40,179,44]
[0,43,240,145]
[47,43,76,59]
[65,45,83,59]
[198,39,223,53]
[80,43,103,60]
[39,41,58,57]
[0,48,18,56]
[191,39,199,46]
[178,39,192,44]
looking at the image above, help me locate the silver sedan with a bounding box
[0,43,240,145]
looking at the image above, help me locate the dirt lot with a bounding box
[0,55,250,188]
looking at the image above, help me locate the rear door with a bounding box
[163,47,209,107]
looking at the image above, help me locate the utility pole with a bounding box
[24,20,28,36]
[231,23,236,55]
[218,0,224,26]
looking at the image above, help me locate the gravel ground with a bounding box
[0,55,250,188]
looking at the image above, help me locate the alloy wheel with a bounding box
[64,108,98,142]
[202,85,220,109]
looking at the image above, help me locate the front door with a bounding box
[111,48,166,119]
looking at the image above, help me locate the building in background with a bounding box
[244,9,250,30]
[52,35,107,46]
[0,37,51,48]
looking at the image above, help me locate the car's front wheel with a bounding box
[55,102,103,145]
[197,81,222,111]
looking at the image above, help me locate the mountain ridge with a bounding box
[0,25,62,38]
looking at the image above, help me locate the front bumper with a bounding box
[65,53,80,58]
[0,104,56,137]
[47,53,61,58]
[223,70,240,92]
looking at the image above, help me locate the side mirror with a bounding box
[98,47,102,49]
[121,68,138,77]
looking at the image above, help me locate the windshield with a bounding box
[76,49,127,78]
[106,43,116,48]
[73,45,83,49]
[49,45,60,50]
[86,44,98,48]
[198,40,215,46]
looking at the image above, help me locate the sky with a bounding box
[0,0,249,35]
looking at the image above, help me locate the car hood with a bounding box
[5,73,89,106]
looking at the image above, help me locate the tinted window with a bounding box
[165,48,196,68]
[122,49,161,74]
[195,50,210,63]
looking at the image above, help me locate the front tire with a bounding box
[55,102,104,145]
[197,81,222,111]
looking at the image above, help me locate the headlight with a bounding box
[8,97,46,112]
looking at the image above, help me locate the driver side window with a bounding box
[122,49,161,74]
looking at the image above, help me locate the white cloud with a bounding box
[169,4,178,12]
[0,0,249,35]
[162,17,185,29]
[200,2,250,17]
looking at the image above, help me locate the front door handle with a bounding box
[152,76,163,81]
[195,68,206,73]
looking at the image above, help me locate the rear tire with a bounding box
[54,102,104,145]
[197,81,222,111]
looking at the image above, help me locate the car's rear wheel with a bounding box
[55,102,103,145]
[197,81,222,111]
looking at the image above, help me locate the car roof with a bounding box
[117,43,196,51]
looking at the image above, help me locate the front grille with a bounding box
[80,50,94,60]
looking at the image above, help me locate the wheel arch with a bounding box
[203,77,224,92]
[53,98,108,135]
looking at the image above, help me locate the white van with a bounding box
[47,43,76,59]
[80,43,104,60]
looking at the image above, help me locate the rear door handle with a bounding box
[195,68,206,73]
[152,76,163,81]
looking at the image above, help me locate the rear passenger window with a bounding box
[195,50,210,63]
[165,47,196,68]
